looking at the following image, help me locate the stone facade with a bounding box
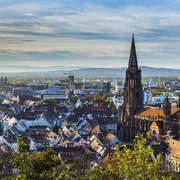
[119,35,180,142]
[120,34,143,142]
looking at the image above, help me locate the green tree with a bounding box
[106,97,110,103]
[0,150,13,179]
[101,93,107,101]
[11,148,64,179]
[70,96,78,104]
[43,98,56,106]
[151,90,163,96]
[111,84,115,91]
[94,93,107,104]
[17,138,30,154]
[85,94,94,102]
[3,136,175,180]
[109,101,114,108]
[93,94,100,103]
[81,134,175,180]
[116,88,121,97]
[7,138,67,180]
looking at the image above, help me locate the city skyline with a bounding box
[0,0,180,68]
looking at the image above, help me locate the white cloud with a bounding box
[0,1,179,68]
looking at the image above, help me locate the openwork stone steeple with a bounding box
[121,34,143,142]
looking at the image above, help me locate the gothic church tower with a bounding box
[120,34,143,142]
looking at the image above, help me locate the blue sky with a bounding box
[0,0,180,68]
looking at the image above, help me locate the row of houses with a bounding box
[0,95,179,173]
[0,98,120,168]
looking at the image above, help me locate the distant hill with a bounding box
[0,65,86,73]
[45,66,180,77]
[0,66,179,77]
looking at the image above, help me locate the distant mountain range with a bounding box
[0,66,179,77]
[0,65,86,73]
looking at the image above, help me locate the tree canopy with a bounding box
[2,135,176,180]
[0,150,13,179]
[93,92,107,104]
[116,88,122,97]
[80,134,175,180]
[70,96,78,104]
[43,98,56,105]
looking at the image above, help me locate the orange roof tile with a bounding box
[167,138,180,157]
[135,108,164,120]
[48,131,57,138]
[91,125,99,136]
[91,106,107,111]
[106,133,116,142]
[171,108,180,119]
[150,121,159,130]
[90,139,103,151]
[69,131,78,139]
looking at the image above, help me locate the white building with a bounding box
[41,90,68,100]
[152,96,166,105]
[115,81,124,92]
[144,90,152,105]
[48,85,60,94]
[165,138,180,172]
[12,87,33,97]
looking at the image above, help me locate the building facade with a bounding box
[119,35,180,142]
[165,138,180,172]
[68,75,74,91]
[12,87,33,97]
[120,34,143,142]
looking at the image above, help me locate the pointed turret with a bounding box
[128,34,138,71]
[121,34,143,142]
[163,96,171,115]
[0,77,3,85]
[177,95,180,108]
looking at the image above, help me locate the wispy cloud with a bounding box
[0,0,179,68]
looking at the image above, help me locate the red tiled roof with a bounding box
[171,108,180,119]
[167,138,180,157]
[91,106,107,111]
[135,107,164,120]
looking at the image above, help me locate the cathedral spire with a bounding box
[128,34,138,71]
[121,35,143,142]
[163,96,171,115]
[177,95,180,108]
